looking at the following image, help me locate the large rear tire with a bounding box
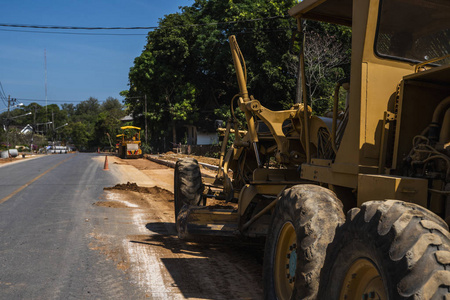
[174,158,204,222]
[319,200,450,299]
[263,185,345,299]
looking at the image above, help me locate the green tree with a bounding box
[93,97,126,149]
[69,97,100,149]
[101,97,123,113]
[66,121,90,150]
[61,103,76,119]
[60,97,125,150]
[125,0,299,152]
[0,96,126,150]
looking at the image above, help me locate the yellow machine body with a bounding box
[176,0,450,297]
[182,0,450,240]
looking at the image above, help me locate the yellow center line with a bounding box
[0,154,76,205]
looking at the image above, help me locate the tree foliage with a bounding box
[0,97,126,151]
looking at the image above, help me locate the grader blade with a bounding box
[176,206,239,238]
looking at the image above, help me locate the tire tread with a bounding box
[263,185,345,299]
[174,158,203,220]
[359,201,450,298]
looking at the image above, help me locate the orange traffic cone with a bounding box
[103,155,109,170]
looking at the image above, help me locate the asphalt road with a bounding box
[0,153,142,299]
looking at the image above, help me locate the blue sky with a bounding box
[0,0,193,111]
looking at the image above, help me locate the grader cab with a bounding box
[174,0,450,298]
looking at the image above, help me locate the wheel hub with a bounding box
[340,258,387,300]
[288,247,297,280]
[275,222,297,300]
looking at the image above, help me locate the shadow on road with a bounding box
[128,222,265,299]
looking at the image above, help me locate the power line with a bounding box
[0,81,7,106]
[0,28,147,36]
[0,15,289,31]
[0,24,158,30]
[16,98,127,103]
[0,27,291,37]
[17,99,97,103]
[0,81,6,98]
[0,15,293,37]
[9,99,78,105]
[12,96,144,105]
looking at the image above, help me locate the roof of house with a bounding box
[120,114,133,122]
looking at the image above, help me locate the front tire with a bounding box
[319,200,450,299]
[174,158,204,222]
[263,185,345,299]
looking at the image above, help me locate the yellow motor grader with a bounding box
[174,0,450,298]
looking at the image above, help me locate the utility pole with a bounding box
[52,111,55,148]
[145,94,148,145]
[45,49,48,124]
[5,96,20,151]
[31,105,37,154]
[6,95,10,149]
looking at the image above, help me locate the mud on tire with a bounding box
[319,200,450,299]
[263,184,345,299]
[174,158,204,222]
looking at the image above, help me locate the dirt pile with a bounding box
[104,182,173,199]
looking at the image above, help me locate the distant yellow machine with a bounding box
[117,126,142,159]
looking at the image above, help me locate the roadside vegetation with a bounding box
[0,97,126,151]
